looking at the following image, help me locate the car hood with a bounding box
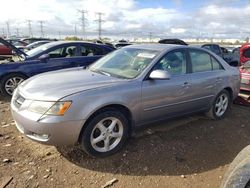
[18,68,127,100]
[0,37,27,57]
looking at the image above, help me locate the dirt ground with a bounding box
[0,96,250,188]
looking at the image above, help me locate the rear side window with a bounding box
[80,45,103,56]
[189,49,222,73]
[211,56,223,70]
[243,49,250,58]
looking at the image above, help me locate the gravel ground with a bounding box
[0,96,250,188]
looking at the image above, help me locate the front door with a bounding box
[141,49,193,123]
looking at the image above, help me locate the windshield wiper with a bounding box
[90,69,111,76]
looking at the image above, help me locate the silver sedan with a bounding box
[11,44,240,157]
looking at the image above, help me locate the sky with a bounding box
[0,0,250,40]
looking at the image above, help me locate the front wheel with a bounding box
[80,109,129,157]
[206,89,231,120]
[0,73,27,97]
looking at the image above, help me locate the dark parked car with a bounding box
[0,38,115,96]
[114,42,132,48]
[201,44,239,66]
[158,38,188,45]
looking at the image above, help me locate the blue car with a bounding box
[0,38,115,96]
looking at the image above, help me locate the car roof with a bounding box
[37,40,109,49]
[124,44,185,52]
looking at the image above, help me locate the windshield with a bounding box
[26,42,54,57]
[89,48,159,79]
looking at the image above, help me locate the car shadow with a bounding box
[54,105,250,176]
[0,95,11,102]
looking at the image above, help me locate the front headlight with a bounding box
[28,101,72,116]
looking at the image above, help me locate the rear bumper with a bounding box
[240,83,250,91]
[11,103,85,146]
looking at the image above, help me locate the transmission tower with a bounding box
[39,21,45,37]
[149,32,153,42]
[16,28,19,37]
[26,20,33,37]
[1,28,5,37]
[95,12,104,39]
[6,22,10,38]
[78,10,87,39]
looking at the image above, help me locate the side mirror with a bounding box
[38,54,50,62]
[149,70,171,80]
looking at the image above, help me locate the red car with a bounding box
[239,60,250,91]
[0,42,12,56]
[240,43,250,65]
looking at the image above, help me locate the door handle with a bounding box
[182,82,191,87]
[216,78,222,83]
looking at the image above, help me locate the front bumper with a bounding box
[11,99,85,146]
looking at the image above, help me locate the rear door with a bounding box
[77,44,107,66]
[188,48,225,110]
[141,49,193,123]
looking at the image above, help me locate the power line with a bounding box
[39,21,45,37]
[78,10,87,39]
[26,20,33,37]
[95,12,105,39]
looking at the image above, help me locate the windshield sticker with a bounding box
[137,53,156,59]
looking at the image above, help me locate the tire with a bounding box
[220,145,250,188]
[206,89,231,120]
[0,73,27,97]
[80,109,129,157]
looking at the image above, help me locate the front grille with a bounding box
[14,93,25,109]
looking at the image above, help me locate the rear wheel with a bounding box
[80,109,129,157]
[0,73,27,96]
[207,89,231,120]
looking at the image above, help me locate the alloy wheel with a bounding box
[90,117,123,153]
[215,93,229,117]
[5,77,24,96]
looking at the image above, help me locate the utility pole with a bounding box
[39,21,45,37]
[58,31,61,40]
[74,23,77,37]
[26,20,33,37]
[78,10,87,39]
[1,28,5,37]
[6,22,10,38]
[95,12,104,40]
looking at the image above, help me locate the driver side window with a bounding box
[154,50,187,75]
